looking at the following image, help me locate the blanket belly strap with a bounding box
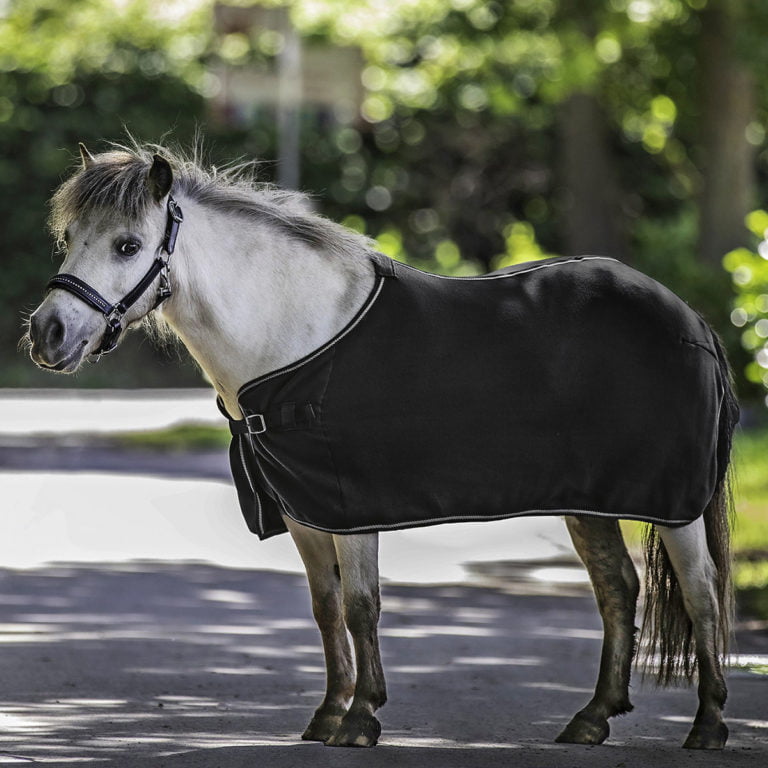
[228,402,317,436]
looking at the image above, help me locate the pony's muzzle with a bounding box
[28,301,91,372]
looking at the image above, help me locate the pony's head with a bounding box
[27,143,180,372]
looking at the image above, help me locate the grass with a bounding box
[732,428,768,550]
[114,423,230,452]
[731,427,768,591]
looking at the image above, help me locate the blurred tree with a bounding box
[289,0,767,396]
[0,0,213,387]
[557,91,629,260]
[697,0,757,266]
[2,0,768,398]
[291,0,764,283]
[554,0,628,259]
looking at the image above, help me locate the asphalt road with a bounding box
[0,561,766,767]
[0,423,765,766]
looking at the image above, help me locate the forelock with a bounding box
[49,150,154,244]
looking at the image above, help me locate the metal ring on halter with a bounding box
[45,195,183,358]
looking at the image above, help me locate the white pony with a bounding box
[26,144,737,750]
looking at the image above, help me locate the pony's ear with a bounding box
[78,142,95,168]
[147,154,173,203]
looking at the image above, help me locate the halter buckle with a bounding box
[163,196,184,255]
[156,263,172,304]
[97,305,125,355]
[168,197,184,224]
[105,304,125,327]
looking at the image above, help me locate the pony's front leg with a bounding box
[325,532,387,747]
[285,518,356,742]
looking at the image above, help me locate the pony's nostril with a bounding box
[44,316,65,350]
[30,312,66,353]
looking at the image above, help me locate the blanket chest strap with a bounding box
[227,402,317,436]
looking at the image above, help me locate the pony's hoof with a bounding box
[302,714,343,743]
[555,712,609,745]
[324,711,381,748]
[683,720,728,750]
[302,702,347,742]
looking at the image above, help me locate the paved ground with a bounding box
[0,561,766,767]
[0,396,765,766]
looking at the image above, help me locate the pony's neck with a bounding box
[158,197,376,417]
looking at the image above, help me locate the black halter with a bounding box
[46,195,183,358]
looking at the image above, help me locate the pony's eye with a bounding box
[116,239,141,257]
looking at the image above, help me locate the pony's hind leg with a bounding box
[657,518,729,749]
[325,532,386,747]
[556,516,640,745]
[285,518,355,742]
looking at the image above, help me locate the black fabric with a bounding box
[222,254,725,540]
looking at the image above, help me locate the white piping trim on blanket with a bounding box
[238,435,264,537]
[396,254,619,281]
[711,368,725,487]
[238,275,386,397]
[279,505,700,535]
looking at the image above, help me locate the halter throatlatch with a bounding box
[46,195,183,358]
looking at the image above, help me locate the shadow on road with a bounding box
[0,562,765,767]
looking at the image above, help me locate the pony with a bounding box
[25,143,738,750]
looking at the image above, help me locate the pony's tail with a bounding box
[639,331,739,685]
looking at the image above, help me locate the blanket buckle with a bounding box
[245,413,267,435]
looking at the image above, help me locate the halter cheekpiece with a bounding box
[46,195,183,358]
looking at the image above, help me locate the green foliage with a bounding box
[723,212,768,399]
[0,0,210,85]
[492,221,553,270]
[2,0,768,396]
[0,0,213,387]
[736,561,768,592]
[292,0,760,303]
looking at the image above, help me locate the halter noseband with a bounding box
[46,195,183,358]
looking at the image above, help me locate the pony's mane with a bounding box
[49,141,375,259]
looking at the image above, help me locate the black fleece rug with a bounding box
[221,254,726,540]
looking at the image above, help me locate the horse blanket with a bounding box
[221,254,726,540]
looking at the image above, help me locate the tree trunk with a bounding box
[557,91,628,261]
[697,0,756,266]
